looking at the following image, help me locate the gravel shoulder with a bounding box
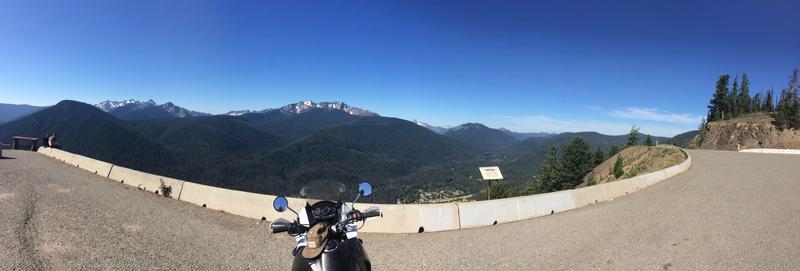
[2,149,799,270]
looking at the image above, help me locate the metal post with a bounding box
[487,180,491,200]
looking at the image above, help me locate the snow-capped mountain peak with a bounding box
[95,99,156,112]
[225,110,254,116]
[94,99,208,118]
[273,100,377,116]
[413,119,449,134]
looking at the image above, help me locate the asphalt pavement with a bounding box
[1,149,799,270]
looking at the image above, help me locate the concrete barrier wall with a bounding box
[570,185,607,208]
[107,165,185,197]
[352,202,460,233]
[36,147,52,156]
[33,146,692,233]
[740,148,800,155]
[66,153,114,177]
[457,190,577,229]
[49,148,72,162]
[177,182,312,223]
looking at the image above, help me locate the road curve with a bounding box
[1,150,799,270]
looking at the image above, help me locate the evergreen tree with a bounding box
[697,118,707,147]
[775,68,800,130]
[764,89,775,112]
[612,155,624,179]
[791,68,800,128]
[592,146,605,166]
[730,75,739,118]
[559,137,593,190]
[738,73,751,114]
[775,89,793,129]
[626,125,640,147]
[751,92,762,113]
[708,74,731,121]
[528,147,561,193]
[644,135,654,146]
[608,145,620,157]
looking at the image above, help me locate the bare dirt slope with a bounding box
[580,146,685,186]
[692,113,800,150]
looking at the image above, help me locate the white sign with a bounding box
[478,166,504,180]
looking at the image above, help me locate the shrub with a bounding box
[612,155,624,179]
[159,180,172,198]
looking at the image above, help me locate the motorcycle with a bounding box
[270,181,382,271]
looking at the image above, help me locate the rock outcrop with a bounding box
[692,113,800,150]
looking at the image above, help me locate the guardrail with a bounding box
[34,146,692,233]
[739,148,800,155]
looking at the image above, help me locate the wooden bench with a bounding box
[11,136,39,151]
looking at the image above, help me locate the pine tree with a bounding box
[529,147,561,193]
[751,92,762,113]
[775,68,800,130]
[626,126,640,147]
[592,146,605,166]
[738,73,751,114]
[559,137,593,190]
[697,118,707,147]
[608,145,620,157]
[644,135,654,146]
[730,75,739,118]
[612,155,624,179]
[775,89,792,130]
[791,68,800,128]
[708,75,731,121]
[764,89,775,112]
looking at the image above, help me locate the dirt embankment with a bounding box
[691,113,800,150]
[579,146,685,187]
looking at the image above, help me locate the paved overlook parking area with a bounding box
[1,150,800,270]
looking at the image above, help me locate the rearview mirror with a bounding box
[358,181,373,197]
[273,196,288,212]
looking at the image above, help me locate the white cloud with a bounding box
[609,107,702,125]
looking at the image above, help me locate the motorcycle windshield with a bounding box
[299,180,348,201]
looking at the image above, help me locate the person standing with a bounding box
[42,134,51,148]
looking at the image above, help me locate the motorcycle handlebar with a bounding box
[270,220,308,235]
[270,223,289,234]
[362,209,382,219]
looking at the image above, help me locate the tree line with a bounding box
[514,126,648,196]
[707,68,800,130]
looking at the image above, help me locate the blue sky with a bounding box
[1,0,798,136]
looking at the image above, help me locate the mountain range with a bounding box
[96,99,210,120]
[0,99,674,203]
[0,103,47,124]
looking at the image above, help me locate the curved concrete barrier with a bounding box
[36,147,52,156]
[178,182,313,222]
[740,148,800,155]
[353,202,460,233]
[107,165,185,197]
[457,190,577,229]
[66,153,114,177]
[49,148,73,162]
[33,146,691,233]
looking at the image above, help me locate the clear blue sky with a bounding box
[1,0,798,136]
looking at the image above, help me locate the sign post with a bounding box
[478,166,504,200]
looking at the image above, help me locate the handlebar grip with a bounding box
[362,209,382,219]
[270,223,289,234]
